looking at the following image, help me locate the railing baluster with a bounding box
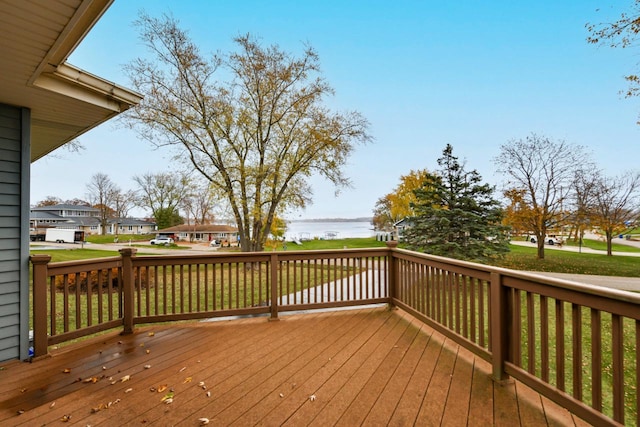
[540,295,549,382]
[612,314,624,423]
[512,288,521,367]
[527,292,535,374]
[556,299,565,392]
[591,308,602,412]
[572,303,583,401]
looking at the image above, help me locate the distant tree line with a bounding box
[34,171,221,234]
[373,136,640,260]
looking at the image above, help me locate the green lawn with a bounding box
[31,237,639,277]
[488,244,640,277]
[563,238,640,253]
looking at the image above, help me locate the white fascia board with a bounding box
[32,62,142,112]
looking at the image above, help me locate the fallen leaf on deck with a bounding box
[148,332,155,337]
[161,392,174,402]
[120,375,130,382]
[49,401,56,408]
[310,394,316,401]
[16,409,24,415]
[144,365,151,369]
[179,367,186,373]
[157,385,167,393]
[206,391,211,398]
[198,418,210,425]
[60,414,71,422]
[279,393,284,398]
[125,388,133,393]
[183,377,192,383]
[146,349,151,354]
[20,387,27,393]
[83,377,99,383]
[62,368,71,373]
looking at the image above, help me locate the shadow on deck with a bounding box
[0,307,590,426]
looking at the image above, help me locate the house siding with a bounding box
[0,103,29,362]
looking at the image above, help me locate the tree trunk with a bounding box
[537,241,545,259]
[606,230,613,256]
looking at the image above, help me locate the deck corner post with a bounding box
[490,271,510,381]
[119,248,137,334]
[386,241,399,309]
[269,253,279,321]
[31,254,52,358]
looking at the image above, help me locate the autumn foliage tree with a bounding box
[124,14,370,251]
[501,188,535,236]
[372,169,429,231]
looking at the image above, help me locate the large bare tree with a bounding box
[124,14,371,251]
[590,171,640,256]
[86,173,117,235]
[494,134,588,259]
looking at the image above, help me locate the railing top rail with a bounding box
[128,247,392,265]
[391,247,640,306]
[34,256,122,275]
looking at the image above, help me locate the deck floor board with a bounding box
[0,307,591,426]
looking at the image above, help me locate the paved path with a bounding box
[510,239,640,257]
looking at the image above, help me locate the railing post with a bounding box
[490,272,510,381]
[31,254,51,358]
[386,241,398,308]
[269,253,279,321]
[119,248,137,334]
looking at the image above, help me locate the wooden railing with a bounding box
[31,245,639,426]
[391,248,640,427]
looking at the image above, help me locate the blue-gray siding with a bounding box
[0,103,28,362]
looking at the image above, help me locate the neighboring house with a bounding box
[393,218,412,242]
[30,205,156,236]
[30,204,101,234]
[108,218,157,235]
[157,224,239,245]
[0,1,141,362]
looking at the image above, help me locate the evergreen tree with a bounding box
[404,144,510,262]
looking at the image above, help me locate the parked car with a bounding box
[209,239,220,247]
[150,236,174,246]
[529,235,563,245]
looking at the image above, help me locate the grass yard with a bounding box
[489,244,640,277]
[563,238,640,253]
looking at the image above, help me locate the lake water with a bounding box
[285,221,374,240]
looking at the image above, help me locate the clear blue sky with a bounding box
[30,0,640,219]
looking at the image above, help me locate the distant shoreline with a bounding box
[287,217,372,223]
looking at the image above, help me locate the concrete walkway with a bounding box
[510,239,640,257]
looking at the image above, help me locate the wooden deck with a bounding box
[0,307,592,426]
